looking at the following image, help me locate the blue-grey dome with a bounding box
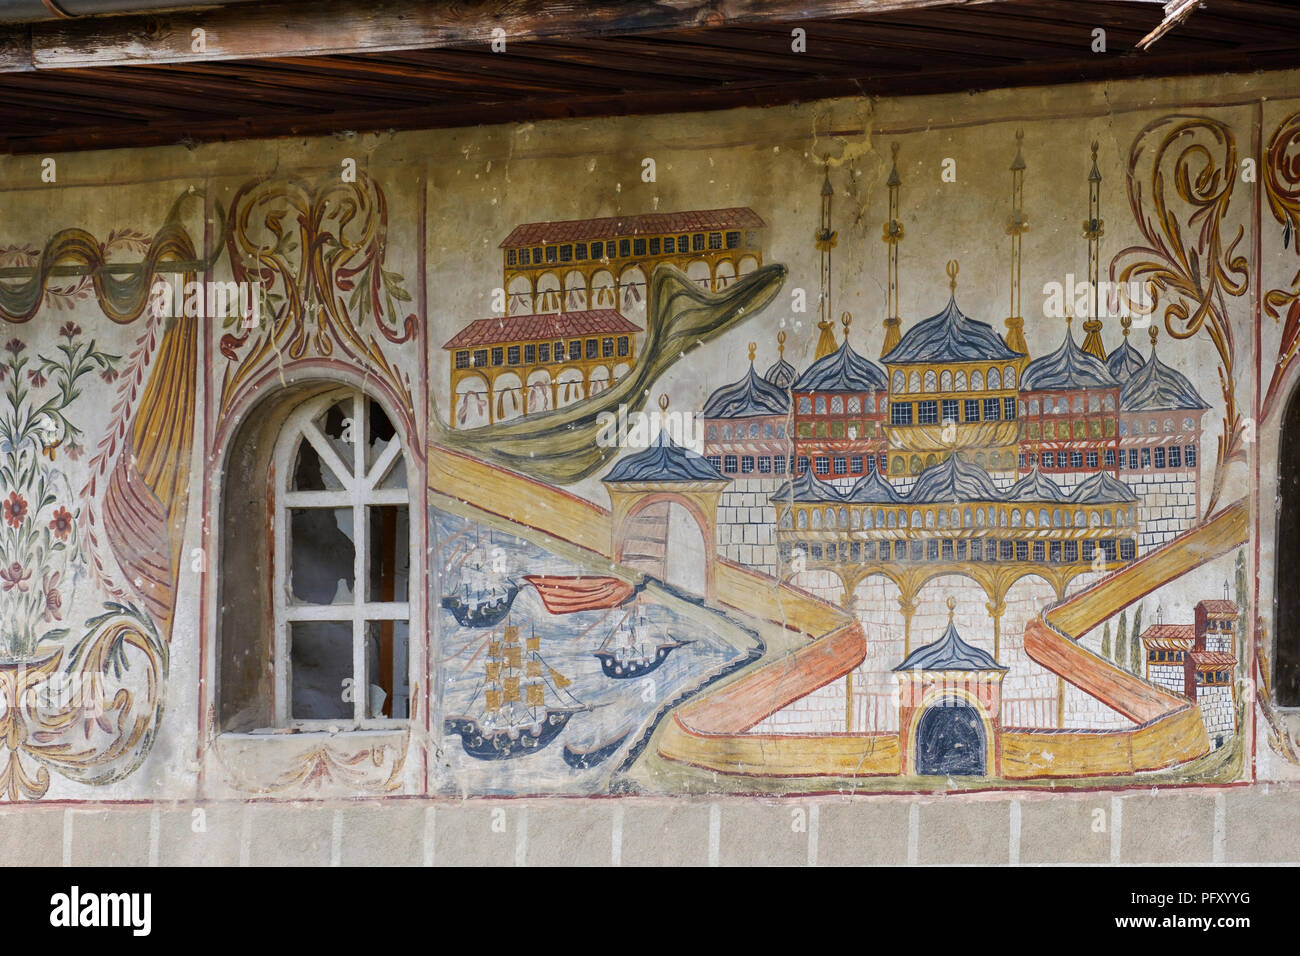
[908,454,1004,503]
[604,431,726,483]
[1069,469,1138,504]
[842,470,905,503]
[1119,350,1209,411]
[894,619,1006,671]
[702,365,789,418]
[764,356,797,389]
[791,340,888,392]
[882,295,1023,364]
[1005,466,1070,502]
[1105,337,1146,381]
[770,469,844,503]
[1021,331,1120,391]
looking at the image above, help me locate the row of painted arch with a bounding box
[780,502,1137,531]
[504,256,761,315]
[453,361,632,424]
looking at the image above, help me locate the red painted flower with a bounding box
[63,441,82,462]
[42,571,62,622]
[49,506,72,540]
[3,491,27,528]
[59,322,81,339]
[27,368,46,387]
[3,338,23,356]
[100,366,119,383]
[0,562,30,593]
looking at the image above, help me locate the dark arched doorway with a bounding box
[1276,386,1300,705]
[916,700,986,776]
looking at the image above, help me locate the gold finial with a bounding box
[1091,140,1099,162]
[658,393,669,412]
[841,311,852,334]
[777,329,786,356]
[946,259,959,293]
[1121,314,1132,338]
[1149,325,1158,349]
[748,341,756,363]
[891,142,900,160]
[947,596,957,621]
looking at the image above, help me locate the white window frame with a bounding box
[272,388,415,730]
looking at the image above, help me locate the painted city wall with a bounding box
[0,67,1296,803]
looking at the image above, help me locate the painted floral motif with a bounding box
[0,326,120,660]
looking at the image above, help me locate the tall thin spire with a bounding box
[814,160,839,360]
[1004,129,1029,356]
[1081,140,1108,360]
[881,142,904,358]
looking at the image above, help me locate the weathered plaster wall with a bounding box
[0,66,1297,860]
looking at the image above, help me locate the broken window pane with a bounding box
[367,505,409,603]
[365,620,410,719]
[289,507,355,604]
[292,437,345,491]
[290,621,353,720]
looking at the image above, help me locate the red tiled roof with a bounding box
[442,310,641,350]
[500,207,764,247]
[1191,650,1237,667]
[1140,624,1194,645]
[1197,600,1239,615]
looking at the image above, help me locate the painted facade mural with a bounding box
[1,70,1299,801]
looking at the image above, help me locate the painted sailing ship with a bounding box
[593,604,688,679]
[444,623,587,760]
[441,538,519,627]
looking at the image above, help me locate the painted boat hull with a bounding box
[562,729,633,770]
[444,709,577,760]
[593,642,687,679]
[440,583,520,628]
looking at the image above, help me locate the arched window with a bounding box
[893,370,906,393]
[987,368,1000,390]
[831,396,844,414]
[941,370,952,391]
[220,387,416,731]
[1003,366,1015,389]
[908,371,921,393]
[1029,399,1040,415]
[1104,395,1115,411]
[924,370,937,392]
[798,397,812,414]
[971,370,984,391]
[816,397,827,414]
[848,397,861,414]
[721,424,732,439]
[1089,395,1100,412]
[955,371,967,391]
[707,425,718,440]
[749,422,760,438]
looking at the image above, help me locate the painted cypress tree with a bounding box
[1130,603,1144,675]
[1115,608,1127,666]
[1101,621,1111,660]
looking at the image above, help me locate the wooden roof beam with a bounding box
[0,0,989,72]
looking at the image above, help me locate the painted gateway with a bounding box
[1,69,1298,802]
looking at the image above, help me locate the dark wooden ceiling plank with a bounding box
[6,47,1300,157]
[10,0,970,72]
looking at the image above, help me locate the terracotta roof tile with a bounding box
[500,207,764,247]
[1140,624,1195,644]
[1197,599,1239,615]
[443,310,641,350]
[1191,650,1237,667]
